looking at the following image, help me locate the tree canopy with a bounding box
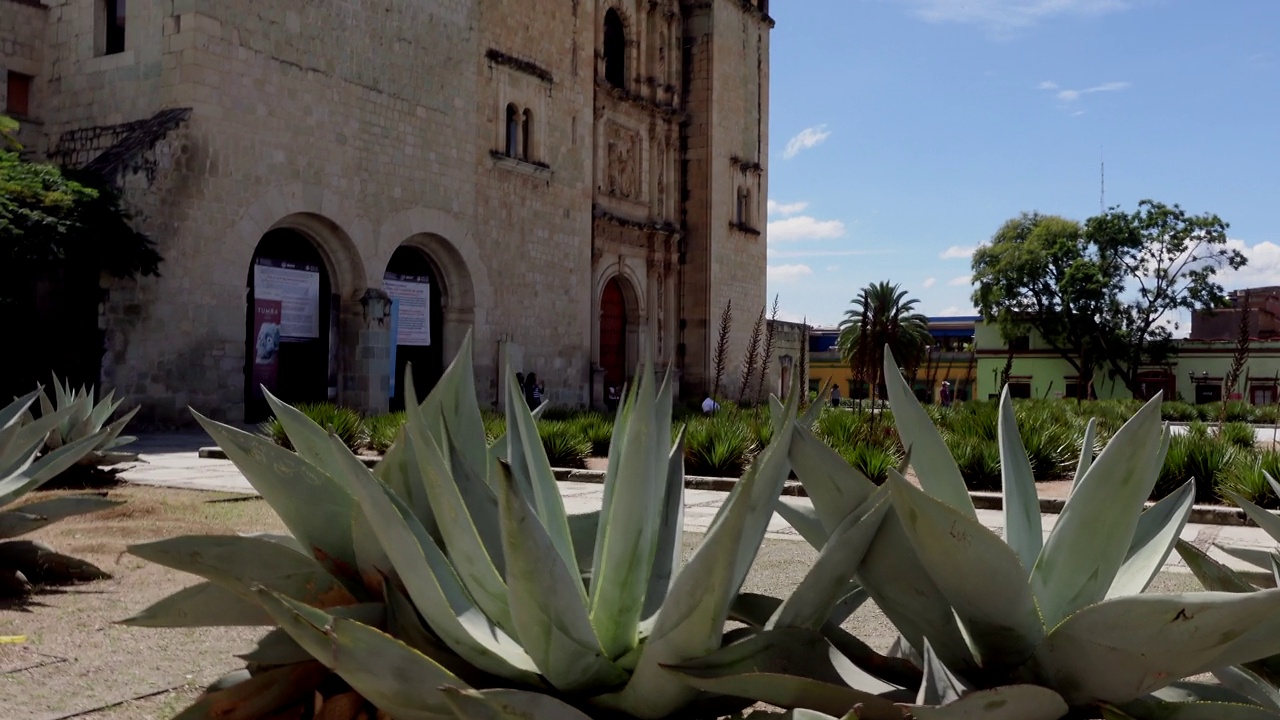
[971,200,1246,397]
[837,281,930,396]
[0,115,161,303]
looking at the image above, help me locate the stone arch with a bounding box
[600,3,635,90]
[376,207,492,369]
[593,263,645,398]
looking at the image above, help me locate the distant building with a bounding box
[808,316,978,404]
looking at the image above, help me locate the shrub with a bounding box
[1224,400,1256,423]
[571,412,614,456]
[684,415,756,477]
[1217,451,1280,509]
[1014,405,1080,480]
[1160,401,1199,422]
[364,412,406,454]
[536,405,577,422]
[1219,421,1256,450]
[260,402,365,452]
[1254,404,1280,425]
[536,421,591,469]
[839,443,899,484]
[1157,432,1237,503]
[481,411,505,447]
[945,433,1001,491]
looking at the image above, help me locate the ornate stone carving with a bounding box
[606,122,640,200]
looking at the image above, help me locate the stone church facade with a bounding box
[0,0,772,425]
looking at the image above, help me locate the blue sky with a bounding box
[765,0,1280,330]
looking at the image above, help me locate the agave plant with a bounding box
[123,333,835,719]
[30,375,140,470]
[1,389,121,597]
[758,351,1280,719]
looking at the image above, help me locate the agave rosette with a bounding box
[0,388,121,596]
[124,332,825,719]
[753,350,1280,719]
[31,375,140,468]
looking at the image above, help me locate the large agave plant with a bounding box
[760,350,1280,719]
[0,389,121,597]
[29,375,140,470]
[124,333,834,719]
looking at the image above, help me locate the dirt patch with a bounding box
[0,486,285,720]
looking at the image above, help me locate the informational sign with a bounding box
[388,299,399,399]
[383,272,431,346]
[254,259,321,340]
[251,299,282,397]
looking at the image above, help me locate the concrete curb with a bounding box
[197,447,1258,526]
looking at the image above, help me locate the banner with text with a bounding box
[383,272,431,346]
[251,299,282,397]
[254,259,322,340]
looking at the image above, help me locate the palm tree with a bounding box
[837,281,931,403]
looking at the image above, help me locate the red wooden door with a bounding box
[600,278,627,390]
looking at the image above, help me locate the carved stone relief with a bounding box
[606,122,640,200]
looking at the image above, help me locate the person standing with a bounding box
[830,384,842,408]
[940,381,953,408]
[524,372,543,409]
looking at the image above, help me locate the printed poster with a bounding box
[383,272,431,346]
[254,259,321,340]
[251,299,282,397]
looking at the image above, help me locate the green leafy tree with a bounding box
[836,281,930,402]
[972,200,1245,398]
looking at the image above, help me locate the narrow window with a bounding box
[5,72,32,117]
[604,9,626,89]
[736,187,750,227]
[105,0,127,55]
[521,109,532,161]
[505,104,519,158]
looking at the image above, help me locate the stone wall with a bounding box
[0,0,47,152]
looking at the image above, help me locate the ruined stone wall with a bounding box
[0,0,48,152]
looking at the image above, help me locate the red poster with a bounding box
[252,299,282,397]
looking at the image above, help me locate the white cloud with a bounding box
[774,309,809,324]
[940,305,977,316]
[939,245,977,260]
[769,248,892,259]
[922,277,937,289]
[784,125,831,159]
[1219,239,1280,290]
[767,264,814,283]
[948,275,973,287]
[826,265,841,272]
[902,0,1130,29]
[1040,80,1131,103]
[767,200,810,217]
[767,215,846,242]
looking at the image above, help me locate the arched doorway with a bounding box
[245,229,336,422]
[600,277,628,394]
[385,246,445,411]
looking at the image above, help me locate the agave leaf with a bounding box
[381,573,501,686]
[1176,540,1257,593]
[642,429,687,620]
[1071,417,1098,496]
[127,535,358,608]
[0,429,111,506]
[776,497,829,550]
[168,661,329,720]
[857,510,979,675]
[352,504,394,596]
[193,413,362,587]
[598,402,798,718]
[887,472,1044,672]
[1031,396,1165,628]
[828,584,870,626]
[1036,590,1280,705]
[567,510,601,572]
[917,638,967,706]
[121,580,275,627]
[0,496,121,539]
[1218,545,1280,576]
[253,588,467,720]
[1108,698,1280,719]
[502,369,580,579]
[0,391,58,468]
[92,406,140,454]
[495,463,626,691]
[1213,665,1280,711]
[443,423,505,572]
[1226,490,1280,546]
[1107,480,1195,598]
[402,400,515,635]
[373,428,438,538]
[801,383,829,428]
[0,389,40,433]
[432,333,494,487]
[316,435,541,682]
[239,603,385,666]
[590,362,664,658]
[1152,678,1269,705]
[906,685,1069,720]
[440,687,595,720]
[787,422,876,534]
[998,388,1041,574]
[769,487,889,631]
[883,349,975,518]
[661,628,904,718]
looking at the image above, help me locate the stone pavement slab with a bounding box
[117,434,1278,576]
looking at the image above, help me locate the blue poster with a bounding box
[389,299,400,399]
